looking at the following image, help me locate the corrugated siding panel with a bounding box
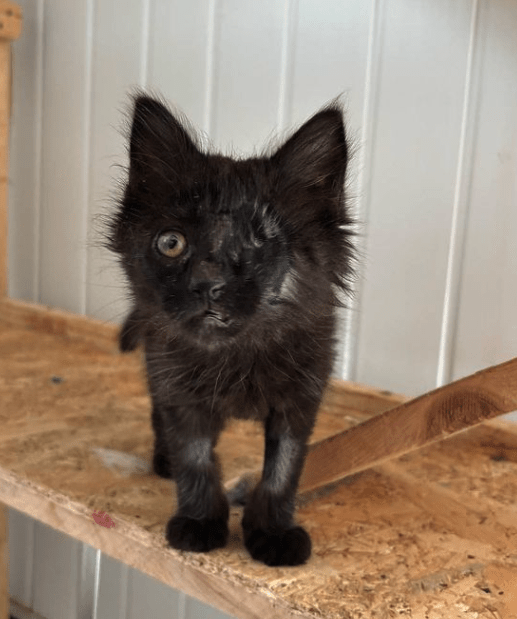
[84,0,145,322]
[355,0,474,396]
[8,509,34,606]
[147,0,211,130]
[31,523,81,619]
[8,0,41,302]
[210,0,286,152]
[96,555,129,619]
[125,567,181,619]
[454,0,517,383]
[288,0,372,377]
[38,0,92,313]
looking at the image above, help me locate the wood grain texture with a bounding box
[0,297,118,352]
[0,11,20,617]
[300,356,517,492]
[0,1,20,296]
[0,312,516,618]
[0,1,21,41]
[0,471,308,619]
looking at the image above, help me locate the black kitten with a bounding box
[109,94,354,566]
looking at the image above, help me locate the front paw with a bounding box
[243,525,311,566]
[166,515,229,552]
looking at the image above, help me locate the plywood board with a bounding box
[0,301,516,618]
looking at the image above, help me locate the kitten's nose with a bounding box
[190,279,226,301]
[190,260,226,301]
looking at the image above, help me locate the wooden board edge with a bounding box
[326,379,407,415]
[0,469,314,619]
[485,417,517,433]
[0,2,22,41]
[300,356,517,493]
[0,297,120,352]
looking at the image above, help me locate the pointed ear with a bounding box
[128,95,203,188]
[272,105,348,198]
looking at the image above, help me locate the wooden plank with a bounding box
[0,470,310,619]
[0,297,118,352]
[300,356,517,492]
[0,316,516,618]
[322,379,406,415]
[0,3,21,297]
[0,1,22,42]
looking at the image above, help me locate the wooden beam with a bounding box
[0,297,119,352]
[0,470,310,619]
[0,2,22,42]
[0,6,21,617]
[299,356,517,492]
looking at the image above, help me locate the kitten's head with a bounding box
[109,94,354,347]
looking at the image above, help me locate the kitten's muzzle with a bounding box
[203,309,231,326]
[189,276,226,302]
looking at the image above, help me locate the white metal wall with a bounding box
[6,0,517,618]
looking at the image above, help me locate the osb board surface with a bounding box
[1,319,517,619]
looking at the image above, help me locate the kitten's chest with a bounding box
[199,358,273,420]
[152,347,288,420]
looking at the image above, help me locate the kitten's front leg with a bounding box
[242,412,312,566]
[166,435,229,553]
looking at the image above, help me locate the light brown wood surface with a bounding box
[0,297,119,351]
[0,304,516,618]
[0,37,8,619]
[300,356,517,492]
[0,1,21,42]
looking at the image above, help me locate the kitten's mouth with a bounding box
[202,309,231,326]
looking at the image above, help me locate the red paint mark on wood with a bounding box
[92,510,115,528]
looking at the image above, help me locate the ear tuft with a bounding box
[272,104,348,197]
[128,94,203,187]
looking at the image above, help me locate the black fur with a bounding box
[108,93,355,566]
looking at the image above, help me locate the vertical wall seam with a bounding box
[276,0,298,132]
[436,0,483,387]
[120,565,130,619]
[177,591,187,619]
[33,0,44,304]
[340,0,385,380]
[91,549,101,619]
[76,544,98,619]
[23,515,35,608]
[203,0,218,138]
[139,0,151,88]
[81,0,94,316]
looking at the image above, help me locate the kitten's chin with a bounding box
[181,312,241,348]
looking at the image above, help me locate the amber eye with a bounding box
[155,231,187,258]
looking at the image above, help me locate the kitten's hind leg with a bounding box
[242,412,312,566]
[151,406,174,479]
[119,307,144,352]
